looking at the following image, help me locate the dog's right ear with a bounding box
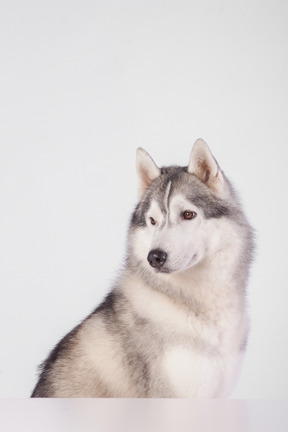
[136,148,161,197]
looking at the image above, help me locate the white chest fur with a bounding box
[162,344,244,398]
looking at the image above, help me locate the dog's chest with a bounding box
[122,276,246,397]
[161,343,242,397]
[158,311,244,398]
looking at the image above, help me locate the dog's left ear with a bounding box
[136,148,161,197]
[188,139,224,194]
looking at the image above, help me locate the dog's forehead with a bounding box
[151,168,231,220]
[147,170,201,214]
[152,168,199,202]
[169,193,196,212]
[151,167,187,200]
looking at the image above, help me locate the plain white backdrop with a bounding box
[0,0,287,399]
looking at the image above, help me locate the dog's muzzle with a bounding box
[147,249,167,269]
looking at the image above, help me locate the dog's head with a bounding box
[129,139,239,275]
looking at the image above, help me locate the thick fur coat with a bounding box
[32,139,254,398]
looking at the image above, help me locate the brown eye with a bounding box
[183,211,197,220]
[150,217,156,225]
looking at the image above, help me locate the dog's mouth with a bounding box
[152,267,171,274]
[150,253,198,275]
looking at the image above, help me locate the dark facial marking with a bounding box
[189,193,230,219]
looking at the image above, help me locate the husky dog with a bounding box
[31,139,254,398]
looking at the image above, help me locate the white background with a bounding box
[0,0,287,398]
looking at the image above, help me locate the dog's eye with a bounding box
[149,217,156,225]
[183,211,197,220]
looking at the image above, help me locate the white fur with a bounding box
[162,347,220,397]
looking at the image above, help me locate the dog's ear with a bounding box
[136,148,161,197]
[188,139,224,194]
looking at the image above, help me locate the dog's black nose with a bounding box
[147,249,167,269]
